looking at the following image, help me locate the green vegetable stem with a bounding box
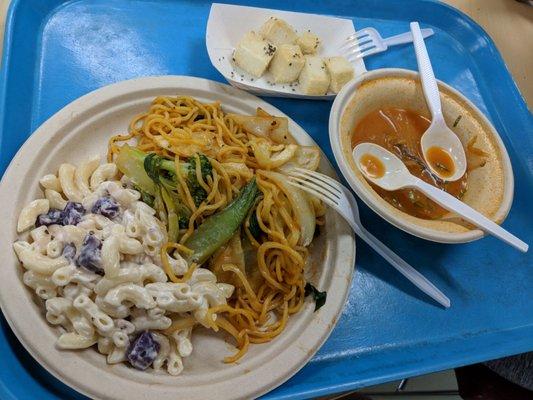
[184,178,260,265]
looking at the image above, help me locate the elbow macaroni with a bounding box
[13,158,234,375]
[17,199,49,232]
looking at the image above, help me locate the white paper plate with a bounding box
[206,3,367,99]
[0,76,355,400]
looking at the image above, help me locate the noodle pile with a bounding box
[108,96,324,362]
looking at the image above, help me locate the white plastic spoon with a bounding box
[410,21,467,182]
[353,143,528,252]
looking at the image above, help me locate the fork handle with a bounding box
[383,28,434,47]
[354,224,451,308]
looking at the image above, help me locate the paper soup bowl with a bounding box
[329,68,514,243]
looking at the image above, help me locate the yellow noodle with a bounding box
[161,242,198,283]
[221,264,262,311]
[162,315,197,335]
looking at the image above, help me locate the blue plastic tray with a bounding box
[0,0,531,399]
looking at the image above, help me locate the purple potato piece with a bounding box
[75,234,103,274]
[127,331,160,371]
[91,196,120,219]
[62,242,76,262]
[35,209,63,227]
[62,202,85,225]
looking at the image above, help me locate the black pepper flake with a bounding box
[289,62,292,66]
[251,78,254,81]
[307,29,311,32]
[292,88,296,92]
[232,57,235,62]
[264,43,276,56]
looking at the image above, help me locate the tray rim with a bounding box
[0,1,532,400]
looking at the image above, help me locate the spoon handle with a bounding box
[410,22,443,119]
[411,178,529,252]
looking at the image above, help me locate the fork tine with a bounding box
[345,30,370,42]
[287,180,340,211]
[341,33,372,50]
[341,37,374,52]
[352,37,375,48]
[347,46,378,61]
[344,42,376,55]
[288,171,341,199]
[293,168,343,194]
[288,175,341,203]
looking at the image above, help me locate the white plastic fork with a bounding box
[341,27,434,62]
[287,168,450,308]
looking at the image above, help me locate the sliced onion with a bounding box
[277,146,321,173]
[228,114,296,144]
[260,170,316,246]
[269,144,298,167]
[222,162,254,179]
[250,139,298,169]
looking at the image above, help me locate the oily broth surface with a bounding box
[351,107,467,219]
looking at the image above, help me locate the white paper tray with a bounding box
[206,3,367,99]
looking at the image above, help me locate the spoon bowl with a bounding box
[352,143,410,191]
[420,119,467,181]
[353,142,528,252]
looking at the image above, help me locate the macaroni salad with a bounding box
[13,157,234,375]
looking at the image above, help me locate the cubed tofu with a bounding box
[296,31,320,54]
[259,17,297,46]
[298,56,330,95]
[324,56,354,93]
[269,44,305,83]
[234,31,276,78]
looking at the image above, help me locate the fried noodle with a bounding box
[108,96,322,362]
